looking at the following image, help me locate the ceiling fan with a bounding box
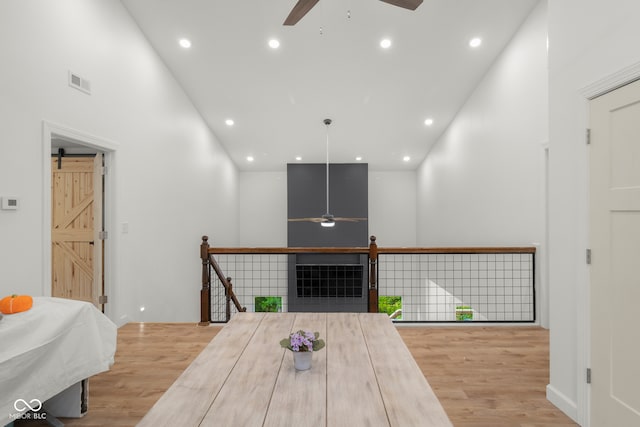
[287,119,367,228]
[283,0,423,26]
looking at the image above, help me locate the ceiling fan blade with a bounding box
[288,217,368,223]
[288,217,325,223]
[283,0,320,26]
[334,217,368,222]
[379,0,423,11]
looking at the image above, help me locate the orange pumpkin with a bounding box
[0,294,33,314]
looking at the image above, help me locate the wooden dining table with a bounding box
[138,312,452,426]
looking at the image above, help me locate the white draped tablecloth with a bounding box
[0,297,116,424]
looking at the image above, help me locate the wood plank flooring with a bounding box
[17,323,577,426]
[397,326,578,427]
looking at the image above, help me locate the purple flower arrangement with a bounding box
[280,329,325,352]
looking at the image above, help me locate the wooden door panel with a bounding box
[51,157,98,305]
[52,243,94,302]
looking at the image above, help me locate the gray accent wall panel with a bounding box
[287,163,368,247]
[287,163,369,312]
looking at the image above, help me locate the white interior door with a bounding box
[589,78,640,426]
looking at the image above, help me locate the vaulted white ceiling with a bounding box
[121,0,538,171]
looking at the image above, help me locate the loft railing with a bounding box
[200,236,247,324]
[199,235,536,323]
[374,246,536,322]
[199,235,374,323]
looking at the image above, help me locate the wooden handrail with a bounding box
[208,247,369,254]
[208,246,536,255]
[376,246,536,254]
[209,253,247,317]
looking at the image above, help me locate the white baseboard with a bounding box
[115,314,131,328]
[547,384,580,424]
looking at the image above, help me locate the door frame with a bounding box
[579,61,640,426]
[42,120,118,319]
[539,143,550,329]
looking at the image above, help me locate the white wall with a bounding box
[547,0,640,424]
[369,171,417,246]
[0,0,238,324]
[416,1,548,248]
[238,169,417,247]
[238,172,287,246]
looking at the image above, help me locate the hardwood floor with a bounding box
[17,323,577,426]
[397,326,578,427]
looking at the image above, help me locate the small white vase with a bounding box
[292,351,313,370]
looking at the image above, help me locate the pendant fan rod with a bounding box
[321,118,335,227]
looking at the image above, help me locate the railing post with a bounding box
[200,236,211,325]
[225,277,233,322]
[368,235,378,313]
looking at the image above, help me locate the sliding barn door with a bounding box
[51,155,103,309]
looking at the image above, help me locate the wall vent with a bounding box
[68,71,91,94]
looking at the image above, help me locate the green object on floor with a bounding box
[255,296,282,312]
[379,296,402,319]
[456,306,473,321]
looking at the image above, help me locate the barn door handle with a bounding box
[89,241,95,245]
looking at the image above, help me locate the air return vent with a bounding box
[68,71,91,94]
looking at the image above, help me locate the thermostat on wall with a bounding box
[1,197,19,210]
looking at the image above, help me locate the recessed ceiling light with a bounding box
[355,156,363,161]
[295,156,302,161]
[225,119,234,126]
[424,118,434,126]
[403,156,411,162]
[268,39,280,49]
[246,156,254,162]
[469,37,482,48]
[179,38,192,49]
[380,38,392,49]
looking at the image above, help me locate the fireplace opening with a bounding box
[296,264,364,298]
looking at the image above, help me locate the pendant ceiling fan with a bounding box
[283,0,423,26]
[287,119,367,228]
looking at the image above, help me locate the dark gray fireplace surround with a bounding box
[287,163,368,312]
